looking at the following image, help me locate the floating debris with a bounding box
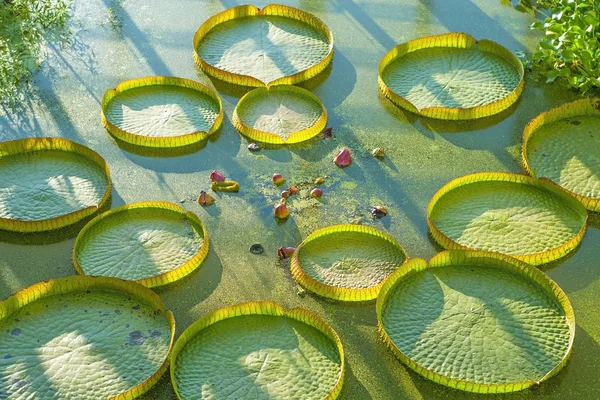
[334,148,351,167]
[296,287,307,297]
[321,127,333,140]
[371,206,388,219]
[274,202,290,219]
[211,180,239,192]
[247,143,261,151]
[315,177,325,185]
[249,244,264,255]
[197,191,215,206]
[372,147,385,159]
[310,188,323,198]
[272,173,285,186]
[209,170,225,182]
[277,246,296,259]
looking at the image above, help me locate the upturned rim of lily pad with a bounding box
[232,85,328,144]
[0,138,112,233]
[427,172,588,266]
[0,275,176,399]
[101,76,224,149]
[522,97,600,212]
[378,32,525,120]
[291,224,409,301]
[192,4,334,87]
[170,301,345,399]
[72,201,210,288]
[376,250,575,393]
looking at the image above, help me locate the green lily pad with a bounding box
[523,98,600,212]
[428,173,587,266]
[233,85,327,144]
[379,33,524,120]
[73,202,209,288]
[193,5,333,86]
[0,276,175,399]
[171,302,344,399]
[291,225,408,301]
[102,77,223,148]
[0,138,111,233]
[377,251,574,393]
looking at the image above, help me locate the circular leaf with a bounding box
[291,224,408,301]
[101,76,223,148]
[378,33,524,120]
[233,85,327,144]
[73,202,209,288]
[193,4,333,86]
[427,173,588,266]
[523,98,600,211]
[0,138,111,233]
[0,276,175,399]
[377,251,574,393]
[171,301,344,399]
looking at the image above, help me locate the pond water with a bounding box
[0,0,599,398]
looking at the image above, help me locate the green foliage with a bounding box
[525,0,600,93]
[0,0,72,107]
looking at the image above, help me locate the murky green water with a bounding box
[0,0,598,398]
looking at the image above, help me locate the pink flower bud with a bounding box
[274,202,290,219]
[310,188,323,198]
[277,246,296,259]
[272,173,285,186]
[209,170,225,182]
[333,148,352,167]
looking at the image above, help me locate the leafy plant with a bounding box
[523,0,600,93]
[0,0,72,107]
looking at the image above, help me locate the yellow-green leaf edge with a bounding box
[232,85,328,144]
[427,172,588,266]
[291,224,409,301]
[0,138,112,233]
[0,275,176,399]
[523,97,600,212]
[378,32,525,120]
[170,301,345,399]
[376,250,575,393]
[72,201,210,288]
[101,76,224,148]
[192,4,334,87]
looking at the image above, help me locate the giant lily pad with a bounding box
[427,173,587,266]
[378,33,524,120]
[523,98,600,212]
[193,4,333,87]
[171,301,344,399]
[291,225,408,301]
[101,76,223,148]
[233,85,327,144]
[377,251,574,393]
[0,138,111,233]
[0,276,175,399]
[73,202,209,288]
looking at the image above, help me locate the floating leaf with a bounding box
[427,172,588,266]
[101,76,223,149]
[193,5,333,86]
[233,85,327,144]
[379,33,524,120]
[73,202,209,288]
[291,224,408,301]
[523,98,600,211]
[0,276,175,398]
[0,138,111,233]
[377,251,574,393]
[170,301,344,399]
